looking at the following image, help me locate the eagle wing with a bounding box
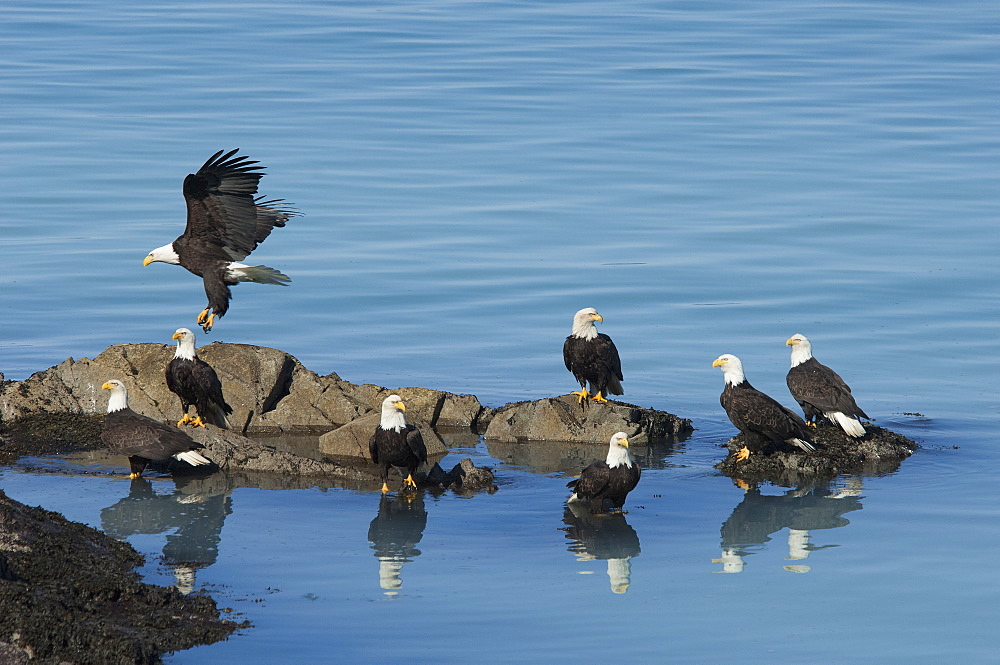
[568,461,611,498]
[181,149,296,261]
[102,409,200,461]
[788,359,868,418]
[405,425,427,464]
[723,384,811,443]
[596,334,624,382]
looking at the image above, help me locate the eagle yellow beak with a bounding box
[712,357,726,368]
[590,313,604,322]
[396,402,407,412]
[101,381,115,390]
[785,337,798,346]
[143,255,154,266]
[172,331,183,340]
[620,438,629,448]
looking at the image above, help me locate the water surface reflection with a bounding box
[367,493,428,594]
[100,477,232,594]
[561,503,641,594]
[714,479,864,574]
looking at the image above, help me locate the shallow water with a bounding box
[2,0,998,663]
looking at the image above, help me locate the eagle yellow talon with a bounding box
[176,414,193,427]
[197,308,210,324]
[190,415,206,428]
[572,389,590,404]
[590,392,608,403]
[403,474,417,489]
[128,472,140,480]
[735,446,751,462]
[380,482,390,494]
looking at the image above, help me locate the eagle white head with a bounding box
[101,379,129,412]
[379,394,408,432]
[606,431,633,468]
[571,307,604,340]
[712,354,746,386]
[172,327,197,360]
[143,243,181,266]
[785,333,813,367]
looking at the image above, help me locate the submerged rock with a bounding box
[484,395,693,444]
[716,423,918,485]
[424,458,498,493]
[0,489,241,664]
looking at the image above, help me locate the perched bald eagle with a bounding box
[369,395,428,493]
[101,380,212,479]
[143,149,299,332]
[567,432,641,513]
[563,307,624,404]
[165,328,232,428]
[712,354,816,462]
[786,334,869,437]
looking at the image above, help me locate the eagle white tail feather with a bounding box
[228,263,291,285]
[789,438,816,452]
[829,411,866,437]
[567,492,582,503]
[174,450,211,466]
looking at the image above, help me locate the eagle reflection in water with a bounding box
[714,478,864,573]
[562,502,641,594]
[367,492,428,593]
[100,476,232,594]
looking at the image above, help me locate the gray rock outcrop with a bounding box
[317,412,447,460]
[484,395,693,444]
[715,423,918,485]
[0,343,487,436]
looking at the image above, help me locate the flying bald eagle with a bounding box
[369,395,428,493]
[786,334,869,437]
[567,432,641,513]
[143,149,299,332]
[165,328,232,428]
[101,380,212,479]
[563,307,624,404]
[712,354,816,462]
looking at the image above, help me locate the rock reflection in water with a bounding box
[486,437,680,475]
[714,478,864,573]
[562,502,641,594]
[100,477,232,594]
[367,493,428,593]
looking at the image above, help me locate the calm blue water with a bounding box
[2,1,998,663]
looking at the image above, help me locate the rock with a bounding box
[0,412,383,483]
[184,425,379,479]
[450,458,498,492]
[317,412,448,461]
[484,395,693,444]
[0,343,487,434]
[0,489,241,664]
[715,423,918,485]
[330,383,489,431]
[423,458,498,492]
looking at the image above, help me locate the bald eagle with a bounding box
[712,354,816,462]
[369,395,428,493]
[101,380,212,479]
[165,328,232,428]
[786,334,869,437]
[142,149,299,332]
[567,432,641,513]
[563,307,624,404]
